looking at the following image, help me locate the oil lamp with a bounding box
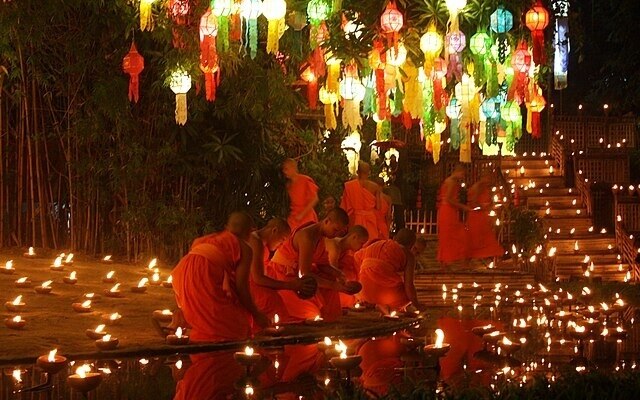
[14,277,32,288]
[131,278,149,293]
[67,364,102,393]
[5,295,25,312]
[2,260,15,275]
[102,271,117,284]
[86,324,108,340]
[72,300,92,313]
[50,256,64,271]
[166,327,190,345]
[5,315,26,330]
[35,280,53,294]
[36,349,67,375]
[63,271,78,284]
[95,334,119,351]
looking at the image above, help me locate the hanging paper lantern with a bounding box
[526,0,549,64]
[240,0,262,59]
[552,0,570,90]
[169,0,190,24]
[512,44,532,74]
[385,42,407,67]
[481,96,501,145]
[470,31,491,56]
[445,30,465,81]
[432,58,448,110]
[307,0,330,49]
[301,67,318,109]
[444,0,466,32]
[490,6,513,34]
[319,86,339,130]
[263,0,287,54]
[340,76,366,131]
[526,86,546,138]
[420,24,443,71]
[446,97,462,150]
[122,43,144,103]
[200,9,219,102]
[169,69,192,125]
[212,0,232,52]
[139,0,157,32]
[380,1,403,50]
[500,100,522,150]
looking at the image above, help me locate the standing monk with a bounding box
[340,161,380,241]
[248,218,316,324]
[437,165,470,270]
[467,171,504,260]
[282,158,319,231]
[318,225,369,308]
[373,177,392,239]
[354,229,424,315]
[267,208,355,322]
[171,212,269,342]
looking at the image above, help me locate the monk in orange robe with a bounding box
[340,161,380,241]
[171,212,269,342]
[373,177,392,239]
[354,229,424,315]
[267,208,356,322]
[467,171,504,260]
[437,164,471,270]
[282,158,319,231]
[316,225,369,308]
[248,218,316,326]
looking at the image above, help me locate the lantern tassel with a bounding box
[140,2,154,32]
[217,16,230,52]
[266,18,285,54]
[307,79,318,109]
[204,72,217,102]
[175,93,188,125]
[128,75,140,103]
[532,31,545,64]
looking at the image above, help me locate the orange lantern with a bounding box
[122,43,144,103]
[525,0,549,64]
[510,42,532,104]
[380,1,403,50]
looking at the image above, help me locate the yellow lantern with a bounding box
[262,0,287,54]
[140,0,158,31]
[319,86,339,130]
[420,24,443,69]
[385,42,407,67]
[341,131,362,176]
[169,69,192,125]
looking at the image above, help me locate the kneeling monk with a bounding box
[354,229,424,315]
[171,212,269,342]
[248,218,316,324]
[267,208,353,322]
[318,225,369,308]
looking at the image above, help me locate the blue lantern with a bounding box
[490,6,513,34]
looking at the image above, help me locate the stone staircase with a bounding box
[501,157,628,282]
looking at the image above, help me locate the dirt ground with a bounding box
[0,248,177,363]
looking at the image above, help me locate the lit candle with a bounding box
[149,271,161,286]
[72,300,92,313]
[50,256,64,271]
[549,166,554,175]
[84,292,99,300]
[104,283,124,298]
[95,334,119,351]
[35,280,53,294]
[64,271,78,284]
[86,324,108,340]
[147,258,158,271]
[5,315,26,330]
[64,253,74,265]
[67,364,102,393]
[131,277,149,293]
[23,247,36,258]
[102,271,117,284]
[162,275,173,288]
[5,295,25,312]
[102,255,113,263]
[166,327,190,345]
[152,309,173,323]
[519,166,525,177]
[37,349,68,375]
[102,312,122,325]
[14,277,32,288]
[2,260,15,275]
[384,310,399,320]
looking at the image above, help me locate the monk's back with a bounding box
[358,240,406,272]
[191,231,241,268]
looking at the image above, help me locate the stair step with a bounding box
[528,196,582,208]
[553,252,622,264]
[537,208,587,217]
[508,176,566,188]
[522,188,577,197]
[543,217,593,230]
[503,168,560,179]
[546,232,610,240]
[550,237,617,252]
[501,158,556,169]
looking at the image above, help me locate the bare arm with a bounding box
[445,179,470,211]
[403,252,422,308]
[235,241,267,322]
[249,235,297,291]
[296,230,341,290]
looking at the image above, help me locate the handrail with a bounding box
[574,169,593,216]
[550,134,565,176]
[612,189,640,281]
[552,115,637,149]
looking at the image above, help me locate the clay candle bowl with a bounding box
[63,253,74,266]
[104,283,124,298]
[580,306,600,319]
[131,278,148,293]
[384,311,401,321]
[330,354,362,370]
[424,329,451,358]
[471,324,496,338]
[102,271,117,284]
[50,256,64,272]
[23,247,36,258]
[317,337,334,352]
[304,315,324,326]
[482,331,505,346]
[513,322,533,335]
[554,311,575,322]
[234,346,262,367]
[102,312,122,325]
[72,300,92,313]
[569,326,590,341]
[67,365,102,393]
[166,327,190,345]
[63,271,78,285]
[5,316,26,330]
[262,314,285,336]
[84,292,100,300]
[14,277,32,288]
[162,276,173,288]
[152,309,173,323]
[36,350,67,375]
[497,337,521,356]
[350,302,366,312]
[5,296,25,312]
[95,334,119,351]
[149,272,162,286]
[1,260,15,275]
[86,324,108,340]
[102,255,113,264]
[34,280,53,294]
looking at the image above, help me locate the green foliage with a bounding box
[507,205,545,252]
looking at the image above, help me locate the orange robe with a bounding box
[357,336,405,396]
[436,182,469,263]
[171,231,251,342]
[266,223,341,322]
[467,187,504,259]
[316,249,359,308]
[354,240,410,309]
[340,179,380,241]
[174,351,244,400]
[376,195,391,239]
[250,242,290,330]
[287,174,319,231]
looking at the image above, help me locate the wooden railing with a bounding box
[550,134,566,176]
[574,170,594,217]
[552,115,637,149]
[574,151,630,184]
[612,190,640,281]
[404,209,438,236]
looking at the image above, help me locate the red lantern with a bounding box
[122,43,144,103]
[510,42,531,104]
[169,0,190,24]
[200,9,219,102]
[525,0,549,64]
[380,1,403,50]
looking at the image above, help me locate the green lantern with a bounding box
[307,0,330,24]
[470,31,491,56]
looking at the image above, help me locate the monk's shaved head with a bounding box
[326,207,349,226]
[282,158,297,168]
[394,228,416,248]
[349,225,369,240]
[357,161,371,176]
[282,158,298,178]
[226,211,254,239]
[265,217,291,236]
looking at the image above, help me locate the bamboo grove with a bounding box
[0,0,548,261]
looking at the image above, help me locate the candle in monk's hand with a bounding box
[50,256,64,271]
[64,271,78,284]
[1,260,15,275]
[5,315,26,330]
[35,280,53,294]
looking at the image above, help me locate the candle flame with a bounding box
[389,311,397,318]
[161,309,172,315]
[354,303,360,309]
[519,319,527,328]
[85,293,95,298]
[48,349,57,362]
[167,276,173,283]
[80,300,91,308]
[28,247,35,255]
[274,313,279,325]
[244,346,254,356]
[152,272,160,282]
[70,271,77,280]
[502,336,513,346]
[12,295,22,305]
[314,315,322,321]
[601,328,609,337]
[110,283,121,292]
[95,324,105,333]
[434,329,445,348]
[582,287,591,295]
[103,255,112,261]
[12,369,21,383]
[16,277,27,283]
[12,315,21,322]
[574,325,586,333]
[106,271,115,279]
[103,334,112,342]
[5,260,13,269]
[616,299,625,307]
[65,253,74,263]
[176,327,183,338]
[138,278,149,288]
[109,312,121,320]
[175,360,183,370]
[324,337,332,346]
[42,280,52,288]
[574,241,579,251]
[76,364,91,379]
[53,257,62,268]
[601,302,609,311]
[148,258,157,269]
[442,284,447,292]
